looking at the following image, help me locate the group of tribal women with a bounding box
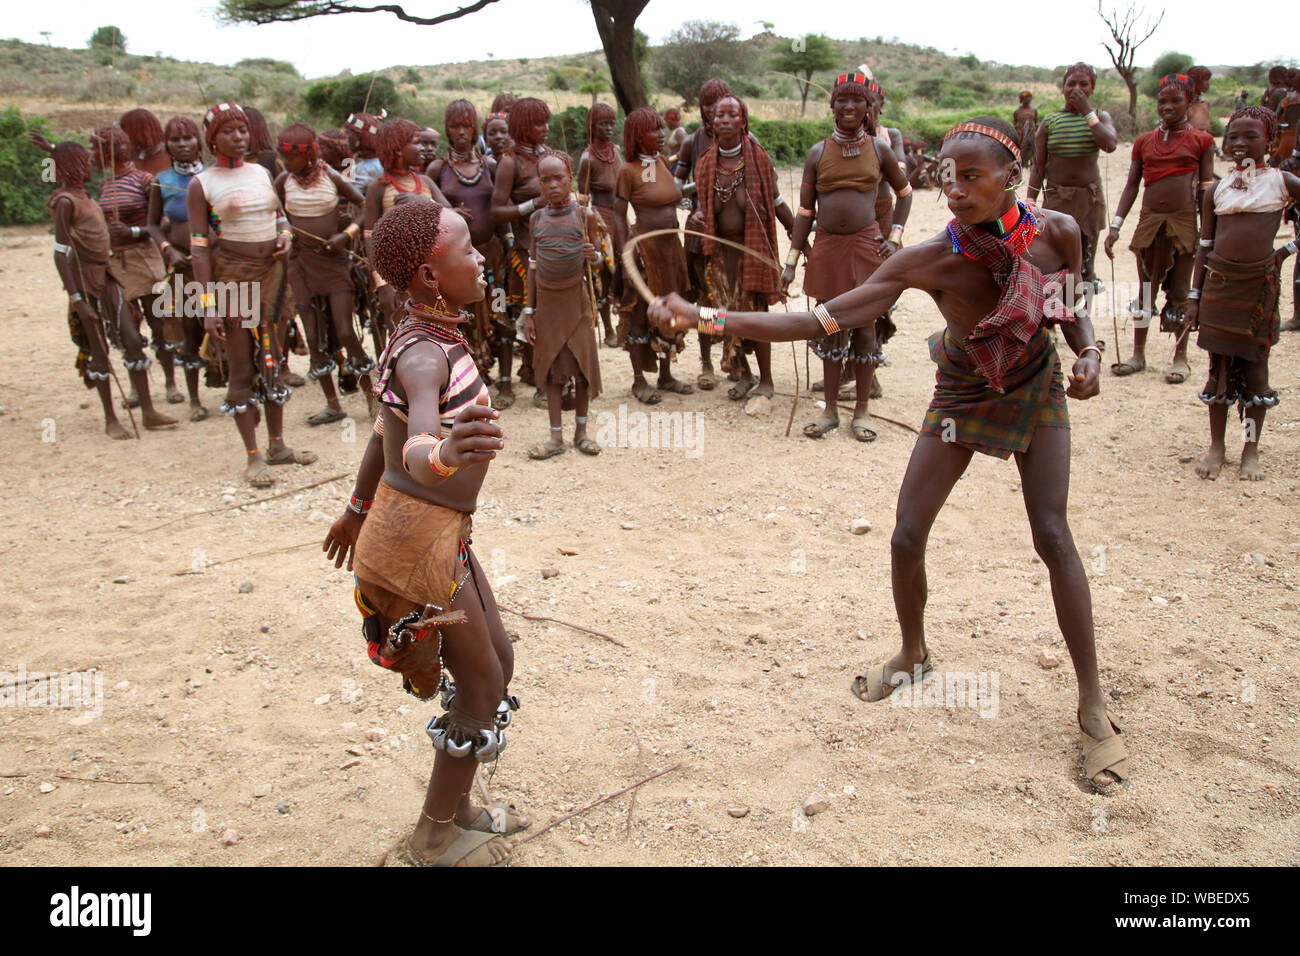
[39,63,1299,866]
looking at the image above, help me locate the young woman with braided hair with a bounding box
[92,126,184,409]
[695,94,794,404]
[616,106,693,404]
[428,100,508,379]
[651,116,1126,792]
[483,111,511,160]
[274,122,374,426]
[322,199,527,867]
[188,102,317,487]
[48,141,174,437]
[577,101,622,348]
[1105,73,1215,384]
[491,97,553,407]
[1027,63,1118,292]
[781,72,912,440]
[364,118,452,332]
[675,78,734,390]
[146,115,209,420]
[345,110,386,196]
[1188,107,1300,481]
[663,107,687,160]
[1187,66,1214,134]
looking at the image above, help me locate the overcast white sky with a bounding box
[7,0,1291,80]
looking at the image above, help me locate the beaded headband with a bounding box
[1159,73,1191,88]
[835,72,869,88]
[277,139,316,153]
[204,102,241,127]
[943,122,1021,163]
[345,110,387,135]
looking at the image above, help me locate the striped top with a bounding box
[530,202,586,287]
[374,316,490,432]
[1043,111,1097,158]
[98,166,154,227]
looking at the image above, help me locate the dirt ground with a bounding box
[1,152,1297,867]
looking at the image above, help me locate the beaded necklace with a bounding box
[447,150,484,186]
[172,158,203,176]
[383,169,422,192]
[588,139,618,165]
[713,145,746,205]
[832,124,869,158]
[404,302,470,347]
[947,201,1040,259]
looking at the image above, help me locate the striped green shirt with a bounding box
[1043,111,1098,158]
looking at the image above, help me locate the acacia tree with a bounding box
[217,0,652,113]
[1097,1,1165,123]
[654,20,747,106]
[769,34,835,116]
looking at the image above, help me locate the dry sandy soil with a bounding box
[1,154,1297,867]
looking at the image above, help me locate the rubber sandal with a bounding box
[728,378,756,401]
[850,653,933,702]
[697,371,717,391]
[1078,710,1128,790]
[850,417,877,443]
[576,437,601,456]
[1110,360,1145,377]
[658,378,694,395]
[802,416,839,439]
[527,443,565,460]
[266,448,319,466]
[307,407,347,426]
[464,804,532,835]
[632,383,662,405]
[282,372,307,387]
[1163,363,1190,385]
[402,828,510,867]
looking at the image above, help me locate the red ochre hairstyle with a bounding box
[490,92,517,115]
[242,106,274,153]
[622,106,662,159]
[587,102,615,145]
[277,122,318,163]
[444,99,477,138]
[1158,72,1194,98]
[376,118,420,171]
[119,108,163,153]
[507,97,551,147]
[90,126,131,168]
[53,141,93,189]
[541,149,574,177]
[1187,65,1211,88]
[1228,105,1278,144]
[317,129,351,168]
[371,198,448,291]
[163,115,201,142]
[713,94,749,134]
[203,103,248,152]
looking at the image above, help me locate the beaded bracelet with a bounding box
[813,303,840,335]
[347,494,373,516]
[697,307,726,336]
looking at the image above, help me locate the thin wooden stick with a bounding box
[173,539,321,575]
[0,772,28,778]
[784,341,800,437]
[498,605,628,648]
[125,472,350,536]
[514,764,679,847]
[56,773,158,786]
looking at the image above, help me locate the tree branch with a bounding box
[220,0,499,27]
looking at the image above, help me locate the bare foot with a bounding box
[1239,446,1264,481]
[1195,445,1226,480]
[143,409,178,429]
[105,420,132,440]
[495,383,515,409]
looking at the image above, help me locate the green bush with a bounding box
[732,77,764,100]
[0,106,61,225]
[748,118,830,164]
[884,106,1016,151]
[302,74,400,124]
[236,57,298,76]
[544,68,569,91]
